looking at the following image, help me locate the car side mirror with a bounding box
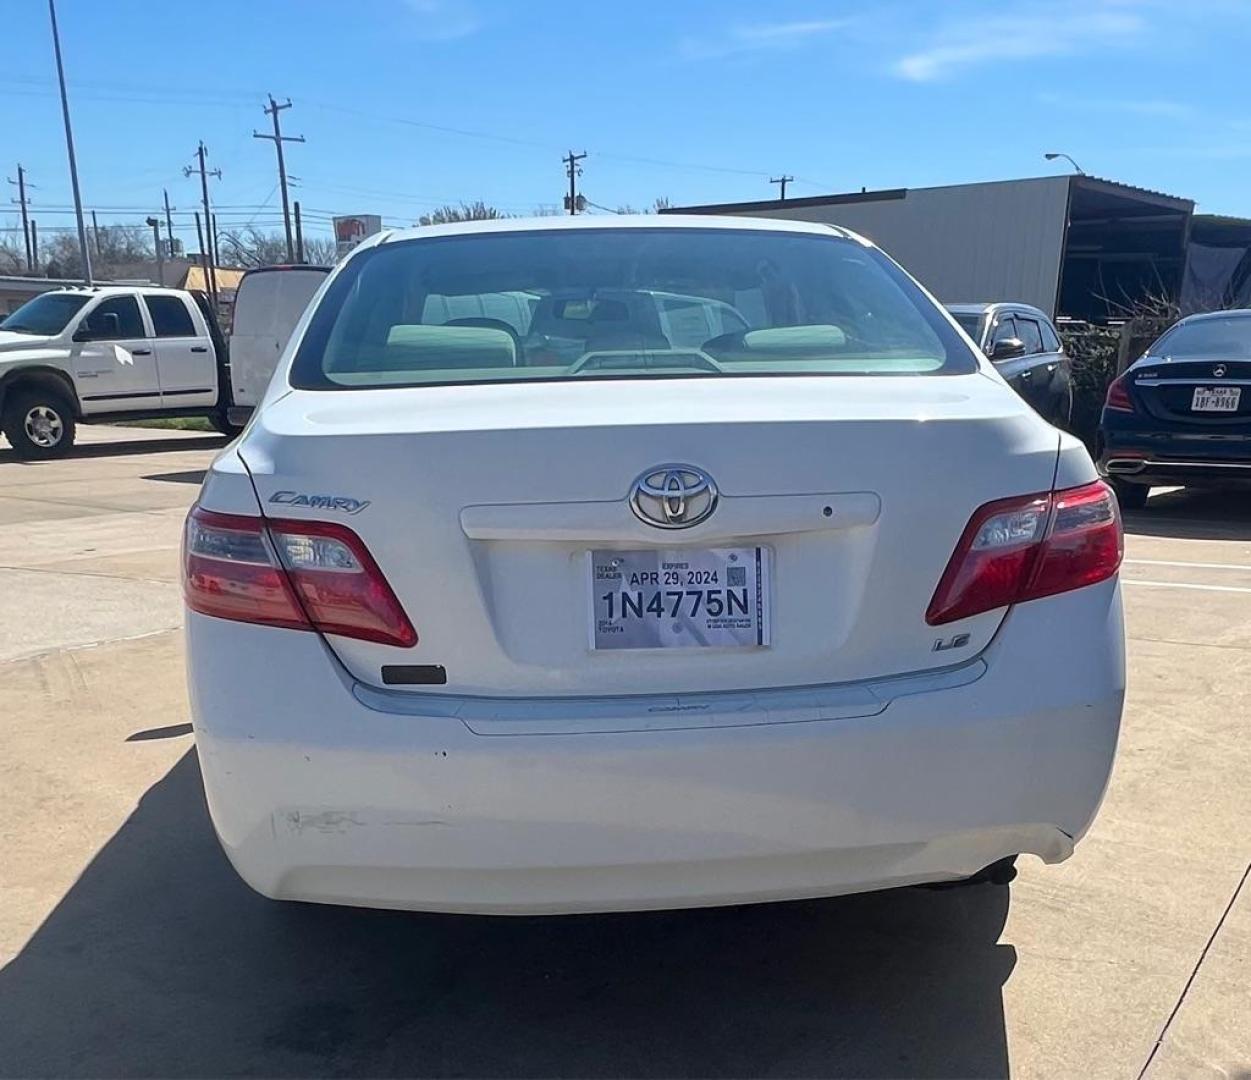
[990,337,1027,361]
[74,311,120,341]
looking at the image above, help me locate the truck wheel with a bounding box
[2,389,77,459]
[207,410,244,437]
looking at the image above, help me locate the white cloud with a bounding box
[405,0,480,41]
[680,18,850,60]
[892,4,1145,82]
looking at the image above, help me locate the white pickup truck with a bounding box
[0,269,328,459]
[0,285,234,458]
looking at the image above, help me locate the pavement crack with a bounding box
[0,564,173,587]
[1128,635,1251,653]
[1136,858,1251,1079]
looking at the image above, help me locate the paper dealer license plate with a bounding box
[589,547,770,650]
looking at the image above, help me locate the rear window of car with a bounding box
[290,228,979,390]
[1153,316,1251,359]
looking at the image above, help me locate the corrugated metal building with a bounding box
[668,175,1194,322]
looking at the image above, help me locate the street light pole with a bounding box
[1044,152,1085,175]
[47,0,92,285]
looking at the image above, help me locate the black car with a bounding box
[1098,309,1251,509]
[946,303,1073,427]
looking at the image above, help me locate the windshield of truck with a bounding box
[291,228,979,390]
[1152,315,1251,359]
[1,293,91,336]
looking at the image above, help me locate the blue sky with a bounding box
[2,0,1246,251]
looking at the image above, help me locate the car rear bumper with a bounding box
[187,582,1124,915]
[1100,416,1251,487]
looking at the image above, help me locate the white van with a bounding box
[226,265,329,426]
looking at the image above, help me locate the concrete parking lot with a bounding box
[1,425,1248,1079]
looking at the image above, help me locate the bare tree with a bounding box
[613,197,673,215]
[417,201,508,226]
[41,224,152,279]
[0,234,25,273]
[217,226,336,267]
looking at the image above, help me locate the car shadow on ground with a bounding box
[0,434,229,465]
[0,749,1015,1079]
[1123,488,1251,541]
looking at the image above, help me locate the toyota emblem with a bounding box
[1213,364,1228,378]
[630,465,718,529]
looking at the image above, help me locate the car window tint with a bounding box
[990,315,1017,345]
[91,296,145,339]
[1153,316,1251,359]
[1040,319,1061,352]
[1016,317,1044,354]
[144,295,196,337]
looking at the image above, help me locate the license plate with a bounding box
[1191,386,1241,412]
[589,547,770,650]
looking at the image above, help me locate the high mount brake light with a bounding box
[926,480,1122,626]
[183,506,417,647]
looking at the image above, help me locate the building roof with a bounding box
[666,174,1194,218]
[182,265,246,292]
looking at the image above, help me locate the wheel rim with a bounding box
[23,405,64,448]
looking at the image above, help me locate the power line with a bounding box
[253,95,305,260]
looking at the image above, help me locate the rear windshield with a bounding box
[1153,316,1251,359]
[290,228,978,390]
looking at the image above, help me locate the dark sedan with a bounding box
[1098,309,1251,509]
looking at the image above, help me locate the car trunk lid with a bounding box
[238,375,1060,699]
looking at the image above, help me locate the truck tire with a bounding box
[2,388,77,459]
[207,410,245,437]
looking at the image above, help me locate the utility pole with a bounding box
[253,95,304,261]
[30,221,39,272]
[7,165,34,271]
[162,188,176,256]
[90,208,102,258]
[48,0,92,284]
[563,150,587,215]
[194,211,210,306]
[293,200,304,263]
[146,216,163,286]
[770,175,793,201]
[184,142,221,306]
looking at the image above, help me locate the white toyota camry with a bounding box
[185,216,1125,915]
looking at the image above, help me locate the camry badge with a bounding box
[269,490,370,515]
[630,465,718,529]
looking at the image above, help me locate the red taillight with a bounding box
[926,480,1122,626]
[183,506,417,647]
[1104,374,1134,412]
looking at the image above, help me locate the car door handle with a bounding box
[190,345,208,353]
[1046,363,1057,373]
[132,348,152,356]
[1019,368,1032,378]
